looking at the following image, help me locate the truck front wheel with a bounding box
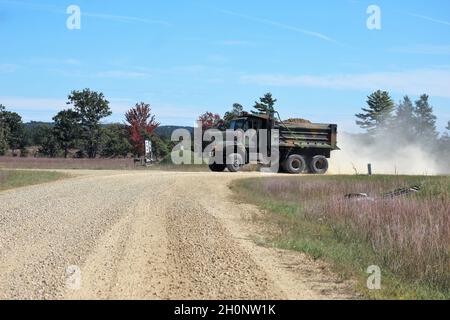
[309,155,329,174]
[283,154,307,174]
[226,153,244,172]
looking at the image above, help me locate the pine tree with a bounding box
[414,94,438,144]
[356,90,395,133]
[252,93,277,114]
[438,121,450,165]
[224,103,243,122]
[394,96,416,138]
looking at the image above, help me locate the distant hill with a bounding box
[24,121,53,129]
[23,122,194,141]
[154,126,194,140]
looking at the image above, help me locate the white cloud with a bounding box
[240,68,450,98]
[0,96,136,113]
[0,96,201,124]
[0,96,65,111]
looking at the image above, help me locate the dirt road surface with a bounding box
[0,170,354,300]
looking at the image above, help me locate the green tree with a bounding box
[150,134,170,160]
[100,124,132,158]
[224,103,243,123]
[0,104,8,155]
[356,90,395,133]
[23,121,53,146]
[33,124,53,146]
[53,109,80,158]
[394,96,416,138]
[252,93,277,114]
[414,94,438,144]
[438,121,450,165]
[38,126,59,158]
[3,110,25,155]
[67,89,112,158]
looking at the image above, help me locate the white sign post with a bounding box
[145,140,153,165]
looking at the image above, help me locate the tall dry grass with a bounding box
[251,176,449,293]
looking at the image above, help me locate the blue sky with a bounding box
[0,0,450,132]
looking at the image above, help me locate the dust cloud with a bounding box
[329,132,448,175]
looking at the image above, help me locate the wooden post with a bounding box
[368,163,372,176]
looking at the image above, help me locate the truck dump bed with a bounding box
[275,122,338,150]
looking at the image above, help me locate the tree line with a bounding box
[0,89,171,159]
[355,90,450,160]
[198,90,450,168]
[198,92,278,130]
[2,89,449,162]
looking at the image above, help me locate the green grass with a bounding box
[231,175,450,300]
[0,169,69,192]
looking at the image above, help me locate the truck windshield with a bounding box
[229,119,247,130]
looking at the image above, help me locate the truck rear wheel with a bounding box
[309,155,329,174]
[226,153,244,172]
[209,163,226,172]
[283,154,307,174]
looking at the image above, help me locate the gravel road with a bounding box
[0,170,353,300]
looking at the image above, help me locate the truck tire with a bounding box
[309,155,329,174]
[226,153,244,172]
[283,154,307,174]
[208,163,226,172]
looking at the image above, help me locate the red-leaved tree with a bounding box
[125,102,159,156]
[198,111,223,130]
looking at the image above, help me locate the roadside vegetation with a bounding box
[0,169,68,192]
[231,175,450,299]
[0,150,209,171]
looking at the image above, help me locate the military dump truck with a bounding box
[207,112,338,174]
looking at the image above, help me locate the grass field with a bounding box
[0,170,69,192]
[231,175,450,300]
